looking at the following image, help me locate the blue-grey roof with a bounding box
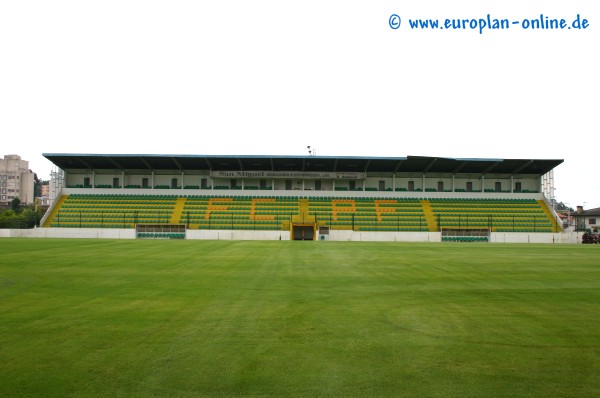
[42,153,563,175]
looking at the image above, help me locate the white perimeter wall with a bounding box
[0,228,136,239]
[328,230,441,242]
[0,228,585,243]
[490,231,582,244]
[186,229,290,240]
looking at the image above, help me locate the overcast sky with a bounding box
[1,1,598,208]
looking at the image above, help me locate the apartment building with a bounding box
[0,154,35,205]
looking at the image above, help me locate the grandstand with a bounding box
[40,154,564,241]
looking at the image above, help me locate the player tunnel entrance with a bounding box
[292,224,316,240]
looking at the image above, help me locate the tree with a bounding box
[555,201,574,212]
[0,203,45,229]
[11,197,21,212]
[34,173,42,197]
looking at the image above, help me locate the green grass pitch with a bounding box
[1,238,599,397]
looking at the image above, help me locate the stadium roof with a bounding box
[43,154,563,175]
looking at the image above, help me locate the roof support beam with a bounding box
[482,160,503,174]
[171,157,183,171]
[393,160,404,173]
[512,160,534,174]
[139,157,153,171]
[363,159,372,172]
[452,161,468,173]
[75,156,94,171]
[423,158,438,173]
[107,157,123,170]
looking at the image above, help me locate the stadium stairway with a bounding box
[298,198,309,219]
[42,195,68,227]
[420,200,439,232]
[537,200,562,232]
[171,198,187,224]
